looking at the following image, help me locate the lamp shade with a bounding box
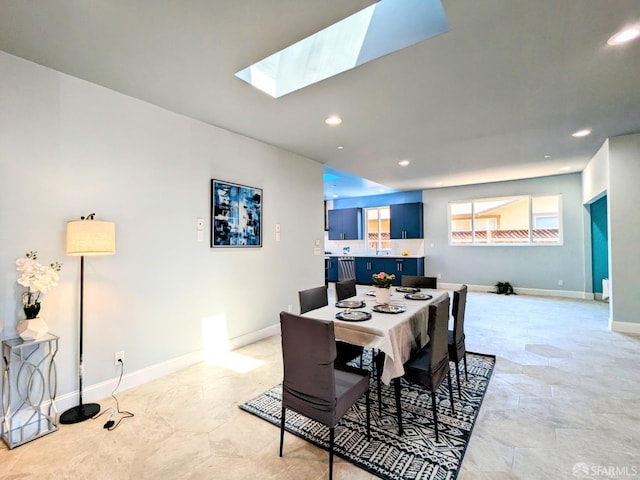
[66,220,116,256]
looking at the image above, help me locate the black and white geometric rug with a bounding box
[239,352,495,480]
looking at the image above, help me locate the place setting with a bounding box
[335,308,372,322]
[371,303,406,314]
[335,299,366,309]
[395,286,420,293]
[404,292,433,301]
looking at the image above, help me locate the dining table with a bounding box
[301,287,449,385]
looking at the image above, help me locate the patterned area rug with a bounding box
[239,352,495,480]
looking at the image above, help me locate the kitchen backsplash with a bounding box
[324,234,424,256]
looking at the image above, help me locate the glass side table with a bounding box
[1,333,59,449]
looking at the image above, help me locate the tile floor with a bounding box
[1,291,639,479]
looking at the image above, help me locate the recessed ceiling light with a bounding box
[337,145,344,150]
[379,189,385,193]
[572,129,591,138]
[543,154,552,159]
[560,165,571,171]
[332,194,339,198]
[608,27,640,45]
[435,181,443,186]
[398,160,410,167]
[325,115,342,126]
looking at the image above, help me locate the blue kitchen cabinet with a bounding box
[392,257,423,279]
[328,208,362,240]
[355,257,386,284]
[355,257,373,285]
[356,257,424,285]
[390,202,424,239]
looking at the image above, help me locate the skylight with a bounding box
[235,0,449,98]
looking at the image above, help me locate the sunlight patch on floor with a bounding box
[201,313,264,373]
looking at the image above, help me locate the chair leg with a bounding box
[375,351,383,415]
[447,369,455,415]
[431,390,439,443]
[454,358,462,399]
[279,407,286,457]
[366,390,371,439]
[463,353,468,380]
[394,378,403,436]
[376,372,382,415]
[329,427,335,480]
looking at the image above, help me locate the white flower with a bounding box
[16,251,62,303]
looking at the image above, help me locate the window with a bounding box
[449,195,562,245]
[531,195,561,244]
[235,0,449,98]
[366,207,391,251]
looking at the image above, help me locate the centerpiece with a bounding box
[372,271,395,304]
[16,251,62,340]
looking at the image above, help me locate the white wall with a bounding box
[608,133,640,330]
[0,52,324,402]
[422,174,587,295]
[582,139,609,204]
[580,133,640,333]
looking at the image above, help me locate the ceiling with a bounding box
[1,0,639,199]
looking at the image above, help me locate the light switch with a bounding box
[276,232,281,242]
[197,231,204,242]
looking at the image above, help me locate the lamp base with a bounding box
[59,403,101,424]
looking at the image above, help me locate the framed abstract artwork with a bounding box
[211,179,262,247]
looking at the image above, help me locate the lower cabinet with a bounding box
[355,257,424,285]
[355,258,379,285]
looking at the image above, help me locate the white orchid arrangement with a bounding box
[16,251,62,308]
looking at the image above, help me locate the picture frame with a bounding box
[211,179,262,248]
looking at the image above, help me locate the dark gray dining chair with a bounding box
[449,284,468,398]
[393,295,455,441]
[335,278,366,368]
[298,285,329,313]
[279,312,370,480]
[401,275,438,289]
[299,285,364,367]
[335,278,357,301]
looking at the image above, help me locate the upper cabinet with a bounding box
[328,208,363,240]
[390,202,424,239]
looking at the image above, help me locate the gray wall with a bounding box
[422,174,586,294]
[0,52,324,399]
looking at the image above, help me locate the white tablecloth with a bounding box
[302,289,449,384]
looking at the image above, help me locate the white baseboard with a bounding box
[611,320,640,335]
[55,323,282,414]
[228,323,280,350]
[439,282,593,300]
[55,350,204,413]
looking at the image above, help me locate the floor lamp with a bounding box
[60,213,116,424]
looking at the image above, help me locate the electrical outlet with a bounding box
[114,350,124,366]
